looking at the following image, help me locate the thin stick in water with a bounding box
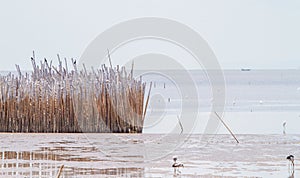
[214,111,239,143]
[56,165,64,178]
[177,115,183,134]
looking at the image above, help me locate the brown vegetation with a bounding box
[0,54,151,133]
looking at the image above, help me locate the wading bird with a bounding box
[172,156,184,174]
[287,155,295,170]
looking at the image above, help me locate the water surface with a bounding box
[1,133,299,177]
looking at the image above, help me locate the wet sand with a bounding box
[0,133,299,177]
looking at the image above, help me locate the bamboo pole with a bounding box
[56,165,64,178]
[214,111,239,143]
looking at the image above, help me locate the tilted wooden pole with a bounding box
[214,111,239,143]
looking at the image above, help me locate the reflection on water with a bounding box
[1,133,300,177]
[0,149,145,177]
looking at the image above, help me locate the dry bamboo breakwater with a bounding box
[0,54,152,133]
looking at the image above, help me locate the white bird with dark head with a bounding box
[287,155,295,171]
[172,156,184,174]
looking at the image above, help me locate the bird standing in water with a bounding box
[172,156,184,174]
[287,155,295,171]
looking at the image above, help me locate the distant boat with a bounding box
[241,68,251,71]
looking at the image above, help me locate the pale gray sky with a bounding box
[0,0,299,70]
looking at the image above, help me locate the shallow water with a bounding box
[142,70,300,134]
[0,133,299,177]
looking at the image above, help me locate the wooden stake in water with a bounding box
[214,111,239,143]
[56,165,64,178]
[177,115,183,134]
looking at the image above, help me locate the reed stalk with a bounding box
[0,56,150,133]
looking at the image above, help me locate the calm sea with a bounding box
[141,69,300,134]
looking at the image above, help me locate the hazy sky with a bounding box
[0,0,299,70]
